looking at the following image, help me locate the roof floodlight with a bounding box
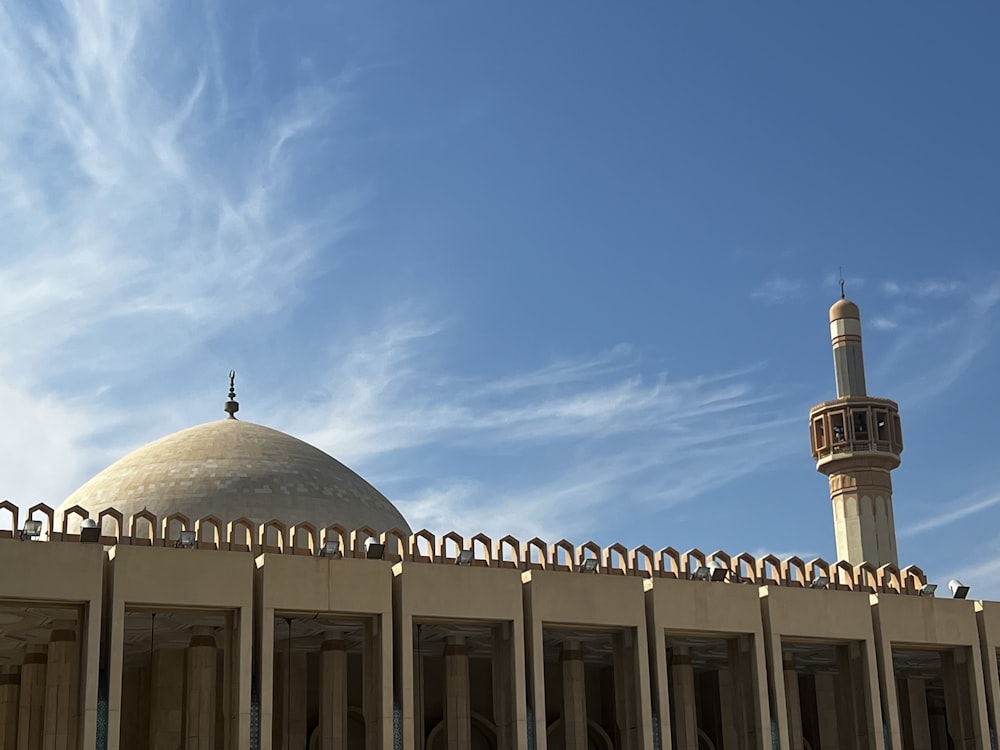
[80,519,101,544]
[694,561,728,582]
[456,549,475,566]
[708,561,729,582]
[919,583,938,597]
[365,538,386,560]
[175,530,197,549]
[580,557,599,573]
[809,575,830,589]
[319,540,341,558]
[948,579,970,600]
[19,519,43,541]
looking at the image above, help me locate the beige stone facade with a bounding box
[0,513,994,750]
[0,294,991,749]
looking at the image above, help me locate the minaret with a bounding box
[808,289,903,567]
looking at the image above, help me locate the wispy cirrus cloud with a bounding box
[263,314,797,539]
[751,276,806,303]
[869,317,898,331]
[0,2,361,506]
[870,276,1000,405]
[0,3,357,376]
[882,280,962,297]
[901,491,1000,538]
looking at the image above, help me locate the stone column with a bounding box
[443,636,471,750]
[927,705,949,750]
[42,621,78,750]
[184,628,217,750]
[363,617,380,750]
[942,648,975,750]
[670,646,698,750]
[722,637,756,750]
[0,666,21,749]
[560,640,587,750]
[319,633,348,750]
[902,679,932,750]
[613,630,639,750]
[782,652,804,750]
[149,648,185,750]
[491,623,514,750]
[17,645,47,750]
[414,625,425,750]
[274,648,307,750]
[813,673,839,749]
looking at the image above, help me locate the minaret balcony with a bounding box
[808,396,902,467]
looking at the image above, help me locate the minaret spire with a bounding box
[809,296,903,567]
[224,370,239,419]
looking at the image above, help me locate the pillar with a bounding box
[414,625,425,750]
[833,646,863,750]
[902,679,932,750]
[444,636,471,750]
[0,667,20,749]
[928,705,949,750]
[782,652,804,750]
[274,648,307,750]
[942,648,976,749]
[724,637,756,750]
[149,648,184,750]
[717,665,741,750]
[319,633,348,750]
[670,646,698,750]
[17,645,47,750]
[813,673,839,749]
[559,640,587,749]
[613,630,639,750]
[363,617,380,750]
[43,621,78,750]
[491,623,514,750]
[184,628,217,750]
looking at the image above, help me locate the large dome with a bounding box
[59,418,410,534]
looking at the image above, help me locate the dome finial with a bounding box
[224,370,239,419]
[839,266,846,299]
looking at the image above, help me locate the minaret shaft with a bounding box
[810,297,903,568]
[831,312,867,397]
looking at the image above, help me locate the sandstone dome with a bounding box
[59,417,410,534]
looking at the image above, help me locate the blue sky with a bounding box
[1,2,998,593]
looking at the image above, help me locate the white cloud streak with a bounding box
[869,276,1000,406]
[751,277,805,303]
[882,280,962,298]
[261,315,798,540]
[0,2,360,487]
[901,492,1000,537]
[0,2,355,380]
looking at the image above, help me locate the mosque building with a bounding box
[1,294,999,750]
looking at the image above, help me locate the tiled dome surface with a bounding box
[58,419,409,533]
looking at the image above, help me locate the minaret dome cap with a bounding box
[829,297,861,322]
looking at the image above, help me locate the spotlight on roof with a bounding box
[319,540,341,558]
[80,519,101,544]
[19,520,43,541]
[456,549,475,566]
[694,561,728,582]
[919,583,938,597]
[809,575,830,589]
[365,538,386,560]
[948,579,970,600]
[579,557,599,573]
[175,530,196,549]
